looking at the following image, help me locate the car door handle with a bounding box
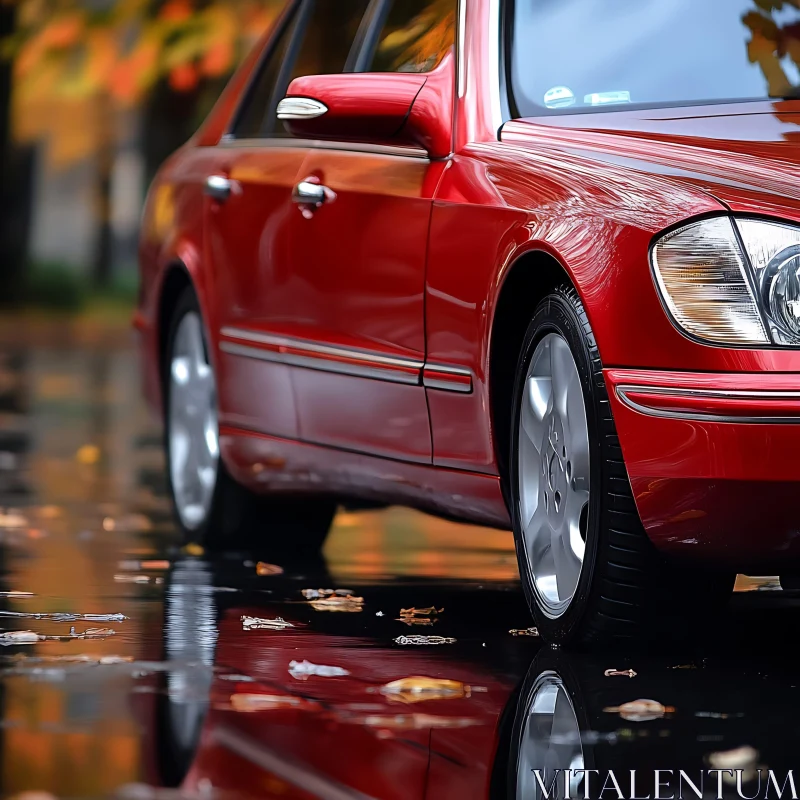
[204,175,234,202]
[292,179,336,217]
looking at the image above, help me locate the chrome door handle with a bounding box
[292,179,336,217]
[205,175,234,202]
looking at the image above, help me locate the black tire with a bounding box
[164,286,337,557]
[508,286,734,647]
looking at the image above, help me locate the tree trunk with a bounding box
[91,92,115,288]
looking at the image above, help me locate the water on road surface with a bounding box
[0,324,796,799]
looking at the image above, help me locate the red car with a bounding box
[137,0,800,645]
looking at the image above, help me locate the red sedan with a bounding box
[137,0,800,645]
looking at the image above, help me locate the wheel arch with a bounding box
[488,247,579,486]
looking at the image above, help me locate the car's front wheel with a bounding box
[164,286,337,556]
[509,286,734,646]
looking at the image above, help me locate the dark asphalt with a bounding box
[0,331,798,799]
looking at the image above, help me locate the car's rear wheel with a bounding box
[164,286,336,556]
[509,286,734,646]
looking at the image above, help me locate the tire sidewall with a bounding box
[509,290,604,644]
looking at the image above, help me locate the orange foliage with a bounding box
[159,0,193,23]
[168,62,198,92]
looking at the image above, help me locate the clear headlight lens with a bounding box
[736,219,800,345]
[650,217,768,346]
[651,216,800,347]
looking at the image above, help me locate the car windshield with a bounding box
[509,0,800,116]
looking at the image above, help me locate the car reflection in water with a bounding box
[152,553,800,800]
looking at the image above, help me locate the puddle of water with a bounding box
[0,332,799,799]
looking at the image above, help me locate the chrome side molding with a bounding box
[276,97,328,120]
[219,327,473,393]
[422,364,473,393]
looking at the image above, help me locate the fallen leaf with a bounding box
[230,693,317,712]
[114,574,151,583]
[141,560,170,570]
[0,630,40,645]
[706,745,759,770]
[7,654,133,664]
[0,512,28,529]
[288,659,350,680]
[379,676,485,704]
[76,444,100,464]
[604,668,637,678]
[256,562,284,576]
[399,607,443,617]
[182,542,204,557]
[510,627,539,637]
[0,611,127,622]
[394,635,456,645]
[241,615,294,631]
[301,588,354,599]
[72,627,115,638]
[37,506,62,519]
[603,699,674,721]
[696,711,741,719]
[308,595,364,612]
[349,712,480,730]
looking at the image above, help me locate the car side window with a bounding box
[232,7,298,139]
[232,0,371,139]
[367,0,457,73]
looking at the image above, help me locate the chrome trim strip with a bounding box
[276,97,328,119]
[422,364,473,393]
[220,327,423,385]
[221,327,423,370]
[616,384,800,424]
[217,136,428,160]
[221,342,420,384]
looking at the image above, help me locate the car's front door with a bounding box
[207,0,372,440]
[285,0,458,463]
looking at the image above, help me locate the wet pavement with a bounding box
[1,326,800,798]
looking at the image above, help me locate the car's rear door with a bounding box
[284,0,458,463]
[206,0,371,440]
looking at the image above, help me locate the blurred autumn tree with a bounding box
[1,0,283,288]
[744,0,800,97]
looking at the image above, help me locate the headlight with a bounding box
[651,216,800,347]
[736,219,800,345]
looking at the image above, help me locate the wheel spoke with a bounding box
[525,497,550,565]
[521,376,551,452]
[550,337,574,420]
[518,430,541,527]
[552,520,582,602]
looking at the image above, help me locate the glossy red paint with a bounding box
[604,368,800,568]
[137,0,800,568]
[284,72,426,142]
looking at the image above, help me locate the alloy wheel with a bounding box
[516,671,585,799]
[168,311,219,530]
[517,333,591,618]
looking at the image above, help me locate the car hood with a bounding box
[500,100,800,222]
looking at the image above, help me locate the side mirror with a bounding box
[277,54,454,159]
